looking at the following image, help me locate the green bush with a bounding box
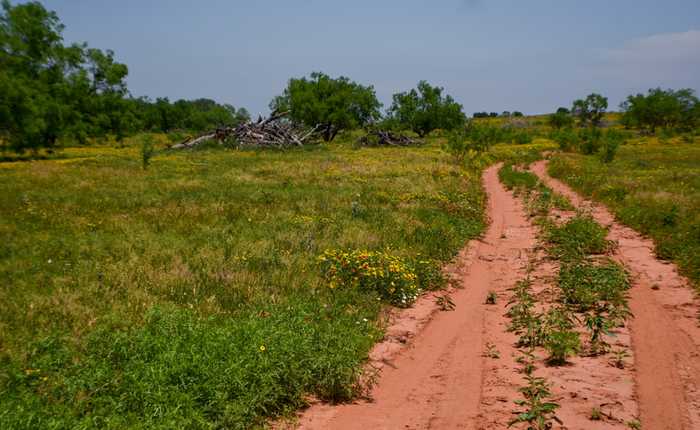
[558,260,629,311]
[550,128,579,152]
[544,330,581,365]
[545,215,610,260]
[140,135,155,169]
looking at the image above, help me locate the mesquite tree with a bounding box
[387,81,466,137]
[270,72,381,142]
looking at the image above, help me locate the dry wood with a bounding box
[171,111,316,149]
[356,129,420,147]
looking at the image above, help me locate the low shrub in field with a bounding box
[545,215,611,260]
[558,259,629,312]
[319,249,445,307]
[550,128,579,152]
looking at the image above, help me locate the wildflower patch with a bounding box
[319,250,441,307]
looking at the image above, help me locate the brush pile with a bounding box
[171,111,318,149]
[356,129,420,147]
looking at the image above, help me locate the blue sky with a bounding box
[42,0,700,115]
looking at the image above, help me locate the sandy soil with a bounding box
[292,160,700,430]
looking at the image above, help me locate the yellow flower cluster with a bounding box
[318,249,421,307]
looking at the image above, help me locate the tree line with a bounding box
[0,1,249,153]
[2,1,698,154]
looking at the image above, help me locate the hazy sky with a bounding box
[41,0,700,115]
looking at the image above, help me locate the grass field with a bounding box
[548,139,700,287]
[0,135,555,428]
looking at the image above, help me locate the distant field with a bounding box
[0,135,555,428]
[548,138,700,287]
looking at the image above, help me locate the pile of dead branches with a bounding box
[356,129,420,147]
[171,111,317,149]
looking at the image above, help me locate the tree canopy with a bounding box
[620,88,699,133]
[572,93,608,128]
[388,81,465,137]
[0,1,248,153]
[270,72,381,142]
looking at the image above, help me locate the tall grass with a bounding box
[0,136,492,428]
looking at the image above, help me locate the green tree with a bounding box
[387,81,465,137]
[0,1,134,151]
[620,88,699,133]
[270,71,381,141]
[572,93,608,127]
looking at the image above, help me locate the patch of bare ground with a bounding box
[531,159,700,430]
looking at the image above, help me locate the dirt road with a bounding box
[296,160,700,430]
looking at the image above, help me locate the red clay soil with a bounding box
[531,159,700,430]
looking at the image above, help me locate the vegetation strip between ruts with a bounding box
[499,160,636,429]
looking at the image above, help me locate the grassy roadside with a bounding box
[0,133,552,428]
[548,142,700,288]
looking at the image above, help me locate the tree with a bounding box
[387,81,465,137]
[548,110,573,129]
[572,93,608,127]
[620,88,699,133]
[0,1,134,151]
[270,71,381,141]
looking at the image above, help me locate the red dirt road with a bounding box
[297,164,534,429]
[531,159,700,430]
[295,160,700,430]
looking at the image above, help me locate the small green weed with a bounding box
[544,329,581,365]
[486,290,498,304]
[509,374,563,430]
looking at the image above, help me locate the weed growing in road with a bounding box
[486,290,498,304]
[509,374,563,430]
[544,329,581,365]
[610,348,630,369]
[484,342,501,359]
[436,294,456,311]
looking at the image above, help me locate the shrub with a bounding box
[550,128,579,152]
[545,330,581,365]
[578,127,603,155]
[545,215,610,260]
[558,259,629,311]
[599,130,624,163]
[141,135,155,169]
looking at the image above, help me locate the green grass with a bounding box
[548,141,700,287]
[0,133,517,428]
